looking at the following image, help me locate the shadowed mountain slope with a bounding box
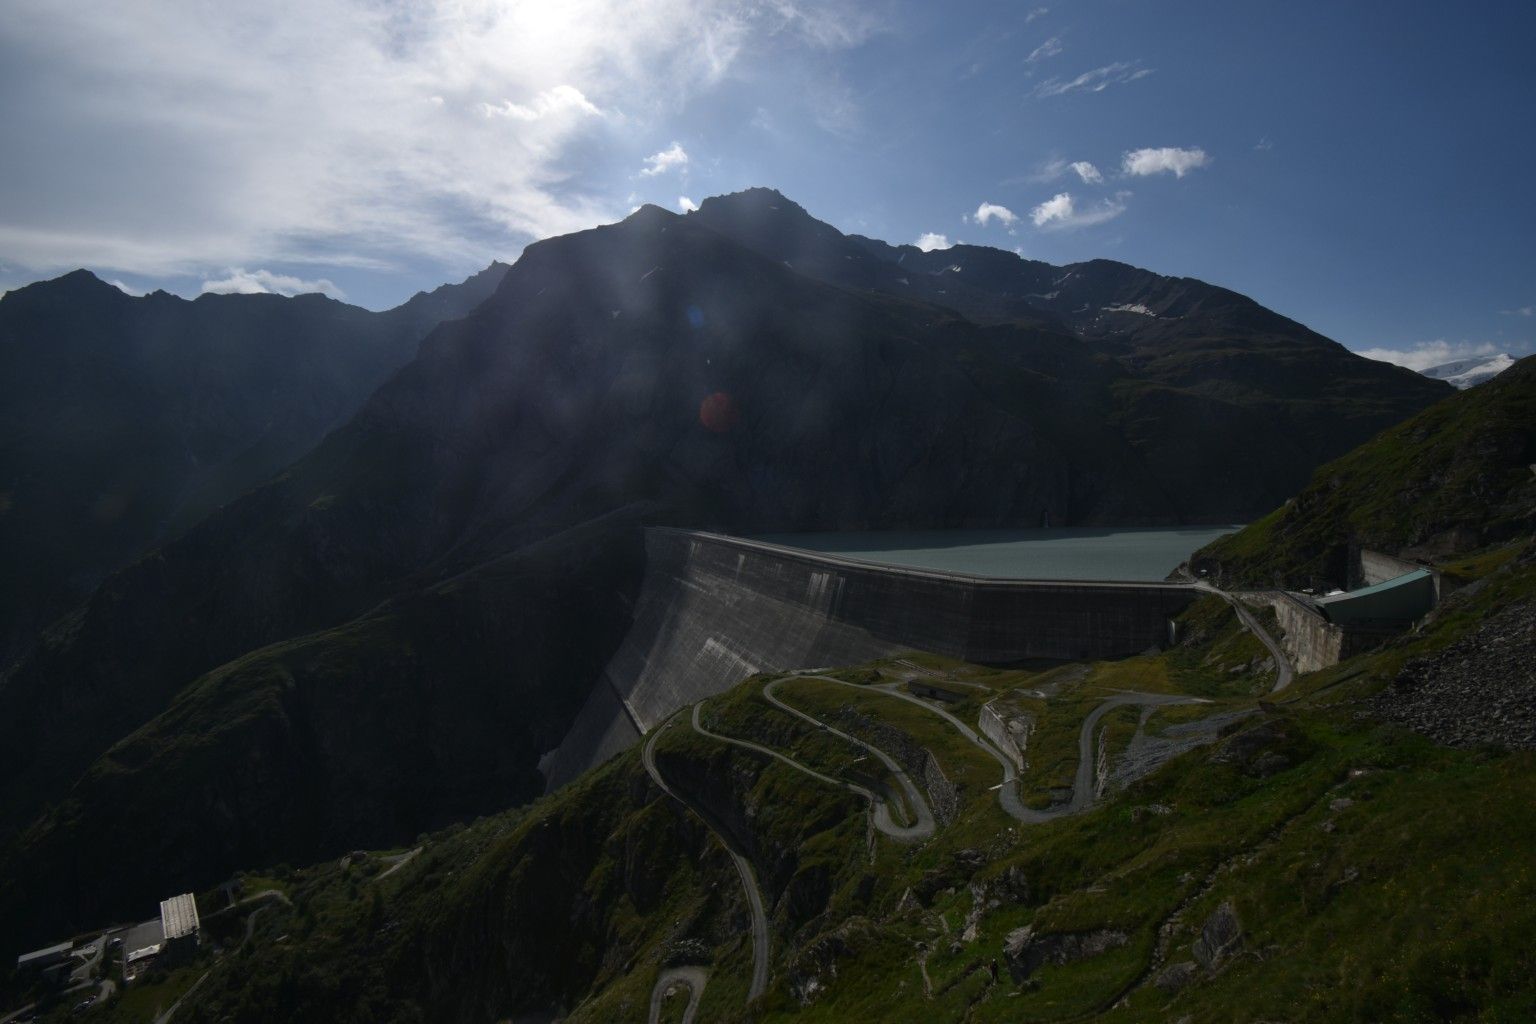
[1195,355,1536,587]
[0,262,507,660]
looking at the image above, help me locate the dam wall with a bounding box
[541,528,1197,790]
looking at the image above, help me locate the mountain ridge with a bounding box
[0,261,508,661]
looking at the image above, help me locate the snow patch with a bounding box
[1103,303,1156,316]
[1419,353,1517,389]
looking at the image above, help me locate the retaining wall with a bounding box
[1269,591,1400,674]
[541,528,1196,790]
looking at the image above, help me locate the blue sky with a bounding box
[1,0,1531,369]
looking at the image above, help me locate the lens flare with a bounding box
[698,391,740,433]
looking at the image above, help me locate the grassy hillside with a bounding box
[1193,356,1536,588]
[43,550,1530,1024]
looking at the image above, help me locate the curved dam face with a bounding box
[540,528,1197,790]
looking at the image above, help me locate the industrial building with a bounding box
[1315,568,1437,625]
[159,893,201,967]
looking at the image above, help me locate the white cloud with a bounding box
[1355,340,1498,372]
[1069,160,1102,184]
[1029,191,1128,230]
[1502,305,1534,317]
[0,0,875,281]
[970,202,1017,228]
[913,232,953,251]
[201,268,346,299]
[1026,37,1062,63]
[1122,146,1210,178]
[479,85,605,122]
[678,195,699,213]
[1025,7,1049,22]
[109,278,145,296]
[1032,61,1153,98]
[1254,136,1274,152]
[640,142,690,177]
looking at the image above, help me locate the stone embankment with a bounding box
[1367,600,1536,749]
[827,706,960,826]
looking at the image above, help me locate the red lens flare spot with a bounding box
[699,391,740,434]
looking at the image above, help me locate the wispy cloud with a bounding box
[913,232,954,251]
[1026,37,1062,63]
[1025,7,1049,23]
[201,268,346,299]
[764,1,885,49]
[1029,191,1128,230]
[1355,340,1500,371]
[1502,305,1535,317]
[640,142,690,177]
[109,279,146,297]
[1032,61,1152,98]
[1122,146,1210,178]
[479,85,605,122]
[969,202,1018,228]
[1254,136,1274,152]
[1069,160,1102,184]
[678,195,699,213]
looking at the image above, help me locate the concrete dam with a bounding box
[540,527,1198,790]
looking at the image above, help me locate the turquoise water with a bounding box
[749,526,1242,582]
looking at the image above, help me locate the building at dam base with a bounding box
[539,528,1199,790]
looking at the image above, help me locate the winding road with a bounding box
[1196,582,1295,692]
[646,966,708,1024]
[641,720,770,1004]
[709,683,936,840]
[784,674,1206,823]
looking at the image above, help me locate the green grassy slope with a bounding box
[78,555,1535,1024]
[1193,356,1536,588]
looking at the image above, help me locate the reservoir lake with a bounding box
[748,526,1243,582]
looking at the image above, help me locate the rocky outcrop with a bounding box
[1191,901,1243,969]
[1002,925,1129,982]
[1367,599,1536,749]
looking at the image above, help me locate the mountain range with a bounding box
[0,263,507,661]
[0,188,1453,950]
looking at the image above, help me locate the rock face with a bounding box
[1002,925,1129,982]
[1368,598,1536,749]
[1191,901,1243,969]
